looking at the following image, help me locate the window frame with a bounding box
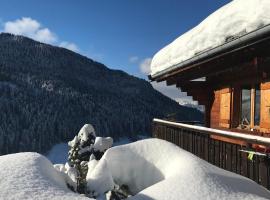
[239,84,260,130]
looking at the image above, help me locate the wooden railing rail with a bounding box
[152,118,270,190]
[153,118,270,146]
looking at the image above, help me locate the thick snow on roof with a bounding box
[150,0,270,76]
[0,152,90,200]
[88,139,270,200]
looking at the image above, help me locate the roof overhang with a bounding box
[149,24,270,83]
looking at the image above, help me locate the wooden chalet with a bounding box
[149,2,270,190]
[150,26,270,140]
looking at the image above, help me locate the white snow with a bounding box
[64,162,78,185]
[150,0,270,76]
[94,137,113,152]
[87,138,270,200]
[78,124,96,143]
[41,81,54,92]
[2,139,270,199]
[0,152,91,200]
[68,135,79,147]
[68,124,96,148]
[87,159,115,196]
[54,163,77,190]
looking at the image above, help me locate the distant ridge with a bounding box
[0,33,203,155]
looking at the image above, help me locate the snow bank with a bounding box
[94,137,113,152]
[151,0,270,75]
[88,139,270,200]
[0,152,91,200]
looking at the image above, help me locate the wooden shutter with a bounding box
[219,88,231,128]
[260,82,270,129]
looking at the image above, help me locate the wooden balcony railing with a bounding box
[152,118,270,190]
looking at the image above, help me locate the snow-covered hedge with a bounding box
[57,124,113,194]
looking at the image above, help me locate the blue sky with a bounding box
[0,0,230,101]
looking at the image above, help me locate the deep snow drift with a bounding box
[0,152,91,200]
[151,0,270,75]
[87,139,270,200]
[1,139,270,199]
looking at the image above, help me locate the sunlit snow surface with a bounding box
[88,139,270,200]
[2,139,270,199]
[151,0,270,75]
[0,152,91,200]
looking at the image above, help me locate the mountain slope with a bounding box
[0,33,203,155]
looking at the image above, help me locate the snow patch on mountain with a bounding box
[177,98,205,112]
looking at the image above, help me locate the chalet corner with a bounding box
[149,0,270,190]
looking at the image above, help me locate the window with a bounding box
[240,84,260,129]
[241,86,251,126]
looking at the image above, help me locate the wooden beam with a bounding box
[166,78,177,86]
[177,81,210,90]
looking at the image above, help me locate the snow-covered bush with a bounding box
[67,124,96,192]
[55,124,113,194]
[68,124,96,165]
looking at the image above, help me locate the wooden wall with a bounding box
[260,82,270,134]
[209,82,270,136]
[219,88,231,128]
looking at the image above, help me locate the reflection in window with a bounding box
[255,85,260,126]
[241,87,251,126]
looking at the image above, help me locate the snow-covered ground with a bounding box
[2,139,270,199]
[88,139,270,200]
[151,0,270,76]
[0,152,90,200]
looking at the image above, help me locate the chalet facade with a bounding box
[149,0,270,190]
[150,28,270,141]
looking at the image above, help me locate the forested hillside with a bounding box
[0,33,203,155]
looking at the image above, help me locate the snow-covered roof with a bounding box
[150,0,270,77]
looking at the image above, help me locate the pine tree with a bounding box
[68,124,96,193]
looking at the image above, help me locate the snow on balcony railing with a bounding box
[153,118,270,146]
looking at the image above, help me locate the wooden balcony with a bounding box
[152,118,270,190]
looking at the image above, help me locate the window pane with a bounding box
[241,87,251,126]
[255,85,260,126]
